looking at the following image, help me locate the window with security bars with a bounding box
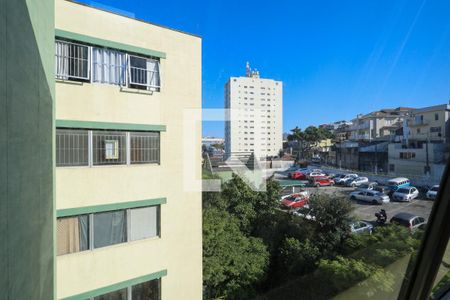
[55,40,90,81]
[56,129,89,166]
[92,131,127,165]
[130,132,160,164]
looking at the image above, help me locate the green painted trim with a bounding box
[57,198,167,217]
[56,120,166,132]
[61,269,167,300]
[55,29,166,59]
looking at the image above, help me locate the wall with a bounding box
[55,0,202,299]
[0,0,55,299]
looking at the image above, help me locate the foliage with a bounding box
[203,208,269,299]
[279,238,321,277]
[287,126,334,160]
[301,194,353,257]
[316,256,395,297]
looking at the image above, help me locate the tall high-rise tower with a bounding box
[225,63,283,159]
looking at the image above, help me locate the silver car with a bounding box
[350,190,390,204]
[350,221,373,234]
[390,212,426,231]
[392,186,419,202]
[346,176,369,187]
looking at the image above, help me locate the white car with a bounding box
[392,187,419,202]
[308,171,326,178]
[335,174,358,185]
[346,177,369,187]
[426,185,439,200]
[349,190,390,204]
[292,205,316,220]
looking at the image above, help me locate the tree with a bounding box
[203,208,269,299]
[300,194,353,257]
[279,237,320,277]
[315,256,395,297]
[287,126,334,161]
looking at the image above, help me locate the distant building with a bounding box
[349,107,413,141]
[202,137,225,147]
[388,102,450,182]
[225,62,283,158]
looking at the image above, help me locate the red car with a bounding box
[310,177,335,187]
[281,194,309,208]
[289,171,307,180]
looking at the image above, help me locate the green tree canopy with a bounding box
[203,208,269,299]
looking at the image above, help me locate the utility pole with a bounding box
[425,133,430,175]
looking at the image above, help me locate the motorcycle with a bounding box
[375,209,387,225]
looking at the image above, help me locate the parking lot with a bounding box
[283,185,435,223]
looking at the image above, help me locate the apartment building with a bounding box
[349,107,412,141]
[388,103,450,181]
[55,1,202,299]
[224,63,283,159]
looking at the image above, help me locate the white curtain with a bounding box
[130,206,158,241]
[92,47,126,85]
[146,58,160,88]
[55,41,69,80]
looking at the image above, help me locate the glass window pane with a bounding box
[132,279,160,300]
[93,288,127,300]
[93,210,127,249]
[56,215,89,255]
[56,129,89,167]
[130,206,159,241]
[92,131,127,165]
[130,132,160,164]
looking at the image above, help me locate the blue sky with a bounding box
[77,0,450,137]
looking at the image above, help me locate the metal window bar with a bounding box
[130,132,160,164]
[128,54,160,90]
[56,129,89,167]
[55,40,90,81]
[92,130,127,165]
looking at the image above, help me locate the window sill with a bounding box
[120,86,160,95]
[57,236,162,258]
[56,163,161,169]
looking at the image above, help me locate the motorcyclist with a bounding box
[375,209,387,225]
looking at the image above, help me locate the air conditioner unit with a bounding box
[104,140,119,160]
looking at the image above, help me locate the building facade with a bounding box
[389,103,450,182]
[225,63,283,159]
[349,107,412,141]
[55,1,202,299]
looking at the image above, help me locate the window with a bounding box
[55,40,90,81]
[57,205,160,255]
[435,113,439,120]
[430,126,442,133]
[56,215,89,255]
[90,278,161,300]
[93,288,128,300]
[131,277,161,299]
[92,47,126,85]
[129,55,161,91]
[130,132,160,164]
[93,131,127,165]
[56,129,89,166]
[93,210,127,249]
[389,164,395,172]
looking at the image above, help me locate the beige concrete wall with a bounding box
[55,0,202,299]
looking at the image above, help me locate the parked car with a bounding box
[289,171,307,180]
[350,221,373,234]
[335,174,358,185]
[390,212,426,231]
[392,186,419,202]
[358,182,378,191]
[373,185,389,195]
[387,177,411,192]
[307,171,327,179]
[309,177,335,187]
[281,190,309,201]
[349,190,390,204]
[292,204,316,220]
[311,157,321,164]
[332,174,346,180]
[346,176,369,187]
[426,185,440,200]
[281,194,309,209]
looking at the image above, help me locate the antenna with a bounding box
[246,62,251,77]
